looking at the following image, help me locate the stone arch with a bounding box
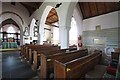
[39,5,58,44]
[38,1,78,48]
[0,13,23,45]
[57,2,78,49]
[30,18,37,41]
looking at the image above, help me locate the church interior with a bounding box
[0,0,120,79]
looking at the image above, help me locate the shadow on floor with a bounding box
[1,51,38,80]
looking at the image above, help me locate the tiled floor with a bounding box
[1,51,38,79]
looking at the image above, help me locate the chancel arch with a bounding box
[29,18,38,43]
[0,14,23,45]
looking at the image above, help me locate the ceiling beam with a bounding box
[20,2,40,9]
[47,13,57,19]
[45,22,59,28]
[78,2,85,19]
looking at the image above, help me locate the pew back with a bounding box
[40,49,88,78]
[32,49,67,71]
[54,50,102,79]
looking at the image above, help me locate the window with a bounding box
[69,17,77,45]
[7,26,15,38]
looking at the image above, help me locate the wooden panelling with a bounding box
[105,2,115,12]
[83,2,91,19]
[96,2,106,15]
[79,2,120,19]
[20,2,43,16]
[45,8,59,24]
[89,2,98,16]
[79,2,86,19]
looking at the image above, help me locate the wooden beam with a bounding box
[88,2,92,17]
[79,2,85,19]
[44,28,51,31]
[45,22,59,28]
[20,2,40,9]
[47,13,56,19]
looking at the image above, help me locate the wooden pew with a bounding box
[32,49,67,71]
[21,44,51,56]
[115,48,120,52]
[24,45,59,61]
[54,50,102,79]
[111,52,120,61]
[111,48,120,61]
[28,46,59,64]
[20,45,24,56]
[21,44,41,58]
[40,49,88,78]
[28,46,76,65]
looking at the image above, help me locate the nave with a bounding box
[1,44,120,80]
[0,1,120,80]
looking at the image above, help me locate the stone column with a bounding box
[59,26,71,49]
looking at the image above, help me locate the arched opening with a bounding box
[29,18,38,44]
[44,8,59,45]
[0,19,21,49]
[0,13,23,45]
[69,17,78,46]
[39,6,59,45]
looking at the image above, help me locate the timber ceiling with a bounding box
[45,8,59,25]
[79,2,120,19]
[9,2,120,25]
[20,2,43,16]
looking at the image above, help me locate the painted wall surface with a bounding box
[82,11,119,48]
[73,3,83,36]
[82,11,119,65]
[83,11,119,31]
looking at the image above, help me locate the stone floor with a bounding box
[1,51,38,80]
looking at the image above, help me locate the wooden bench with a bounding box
[32,49,67,71]
[21,44,42,58]
[40,49,88,78]
[23,45,59,61]
[54,50,101,79]
[28,46,59,64]
[28,46,77,65]
[115,48,120,52]
[111,52,120,61]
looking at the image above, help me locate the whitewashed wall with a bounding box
[73,3,83,36]
[83,11,119,31]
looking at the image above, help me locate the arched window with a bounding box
[7,26,15,38]
[69,17,77,45]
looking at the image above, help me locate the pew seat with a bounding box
[85,65,107,78]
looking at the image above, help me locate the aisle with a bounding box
[1,51,38,79]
